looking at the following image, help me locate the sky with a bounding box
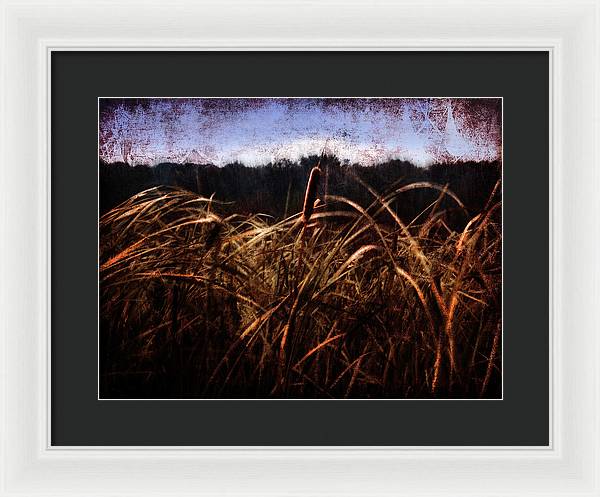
[99,98,502,168]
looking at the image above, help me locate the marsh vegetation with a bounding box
[99,157,501,398]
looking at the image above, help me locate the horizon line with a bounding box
[99,156,502,169]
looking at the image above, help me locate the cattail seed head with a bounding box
[302,166,321,224]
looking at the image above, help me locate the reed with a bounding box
[99,175,502,399]
[301,166,321,225]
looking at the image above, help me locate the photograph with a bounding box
[98,97,502,399]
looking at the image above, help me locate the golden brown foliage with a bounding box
[99,177,501,399]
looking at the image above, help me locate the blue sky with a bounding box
[99,98,501,167]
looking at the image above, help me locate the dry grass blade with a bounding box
[481,323,501,397]
[293,333,345,370]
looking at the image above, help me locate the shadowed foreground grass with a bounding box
[100,177,501,398]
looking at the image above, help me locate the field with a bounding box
[99,157,502,399]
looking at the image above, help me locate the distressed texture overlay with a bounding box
[100,98,501,167]
[99,97,502,400]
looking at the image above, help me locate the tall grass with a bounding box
[99,174,501,399]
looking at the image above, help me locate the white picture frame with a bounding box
[0,0,598,495]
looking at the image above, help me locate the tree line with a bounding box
[100,155,501,228]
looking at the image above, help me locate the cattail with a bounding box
[301,166,321,224]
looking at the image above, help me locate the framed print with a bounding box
[1,1,599,496]
[98,96,503,401]
[54,51,541,446]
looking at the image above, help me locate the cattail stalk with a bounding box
[281,164,322,391]
[301,166,321,225]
